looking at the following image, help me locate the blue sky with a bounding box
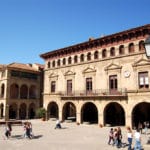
[0,0,150,64]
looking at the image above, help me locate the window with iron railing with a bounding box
[86,78,92,93]
[67,80,72,95]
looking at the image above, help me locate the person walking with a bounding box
[4,122,12,139]
[108,128,114,145]
[127,126,133,150]
[55,119,62,129]
[134,129,142,150]
[117,127,122,148]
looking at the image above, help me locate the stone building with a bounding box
[0,63,44,120]
[40,24,150,128]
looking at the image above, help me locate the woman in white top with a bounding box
[127,126,133,150]
[134,129,142,150]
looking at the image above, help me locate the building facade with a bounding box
[0,63,44,120]
[40,24,150,128]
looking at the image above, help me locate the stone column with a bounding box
[125,114,132,128]
[76,112,81,124]
[26,108,29,119]
[5,105,9,121]
[99,112,104,126]
[59,110,63,121]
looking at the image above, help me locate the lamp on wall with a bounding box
[144,36,150,59]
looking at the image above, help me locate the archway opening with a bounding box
[132,102,150,129]
[104,102,125,126]
[62,102,76,122]
[29,103,36,119]
[48,102,59,119]
[19,103,27,119]
[9,103,17,119]
[81,102,98,124]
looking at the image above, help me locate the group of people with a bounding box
[108,126,143,150]
[4,121,33,140]
[108,127,123,148]
[23,121,33,139]
[138,121,149,135]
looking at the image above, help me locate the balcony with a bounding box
[58,89,127,99]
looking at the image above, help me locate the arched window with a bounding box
[110,47,115,57]
[94,51,99,59]
[87,52,91,61]
[29,85,37,99]
[139,40,145,51]
[128,43,134,53]
[74,55,78,63]
[119,45,125,55]
[102,49,107,58]
[80,54,84,62]
[1,84,5,98]
[52,60,55,67]
[20,84,28,99]
[57,59,61,66]
[47,62,51,68]
[68,57,72,64]
[10,83,19,99]
[63,58,66,65]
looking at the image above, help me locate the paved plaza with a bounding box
[0,119,150,150]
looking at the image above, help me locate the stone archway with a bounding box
[104,102,125,126]
[9,103,17,119]
[19,103,27,119]
[47,102,59,119]
[81,102,98,124]
[29,103,36,119]
[132,102,150,129]
[62,102,76,121]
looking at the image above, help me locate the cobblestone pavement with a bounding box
[0,119,150,150]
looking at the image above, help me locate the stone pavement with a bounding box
[0,119,149,150]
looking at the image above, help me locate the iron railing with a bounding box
[57,89,127,97]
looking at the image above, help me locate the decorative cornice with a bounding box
[40,24,150,60]
[132,58,150,67]
[105,63,122,71]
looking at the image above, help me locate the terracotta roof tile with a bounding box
[7,63,39,72]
